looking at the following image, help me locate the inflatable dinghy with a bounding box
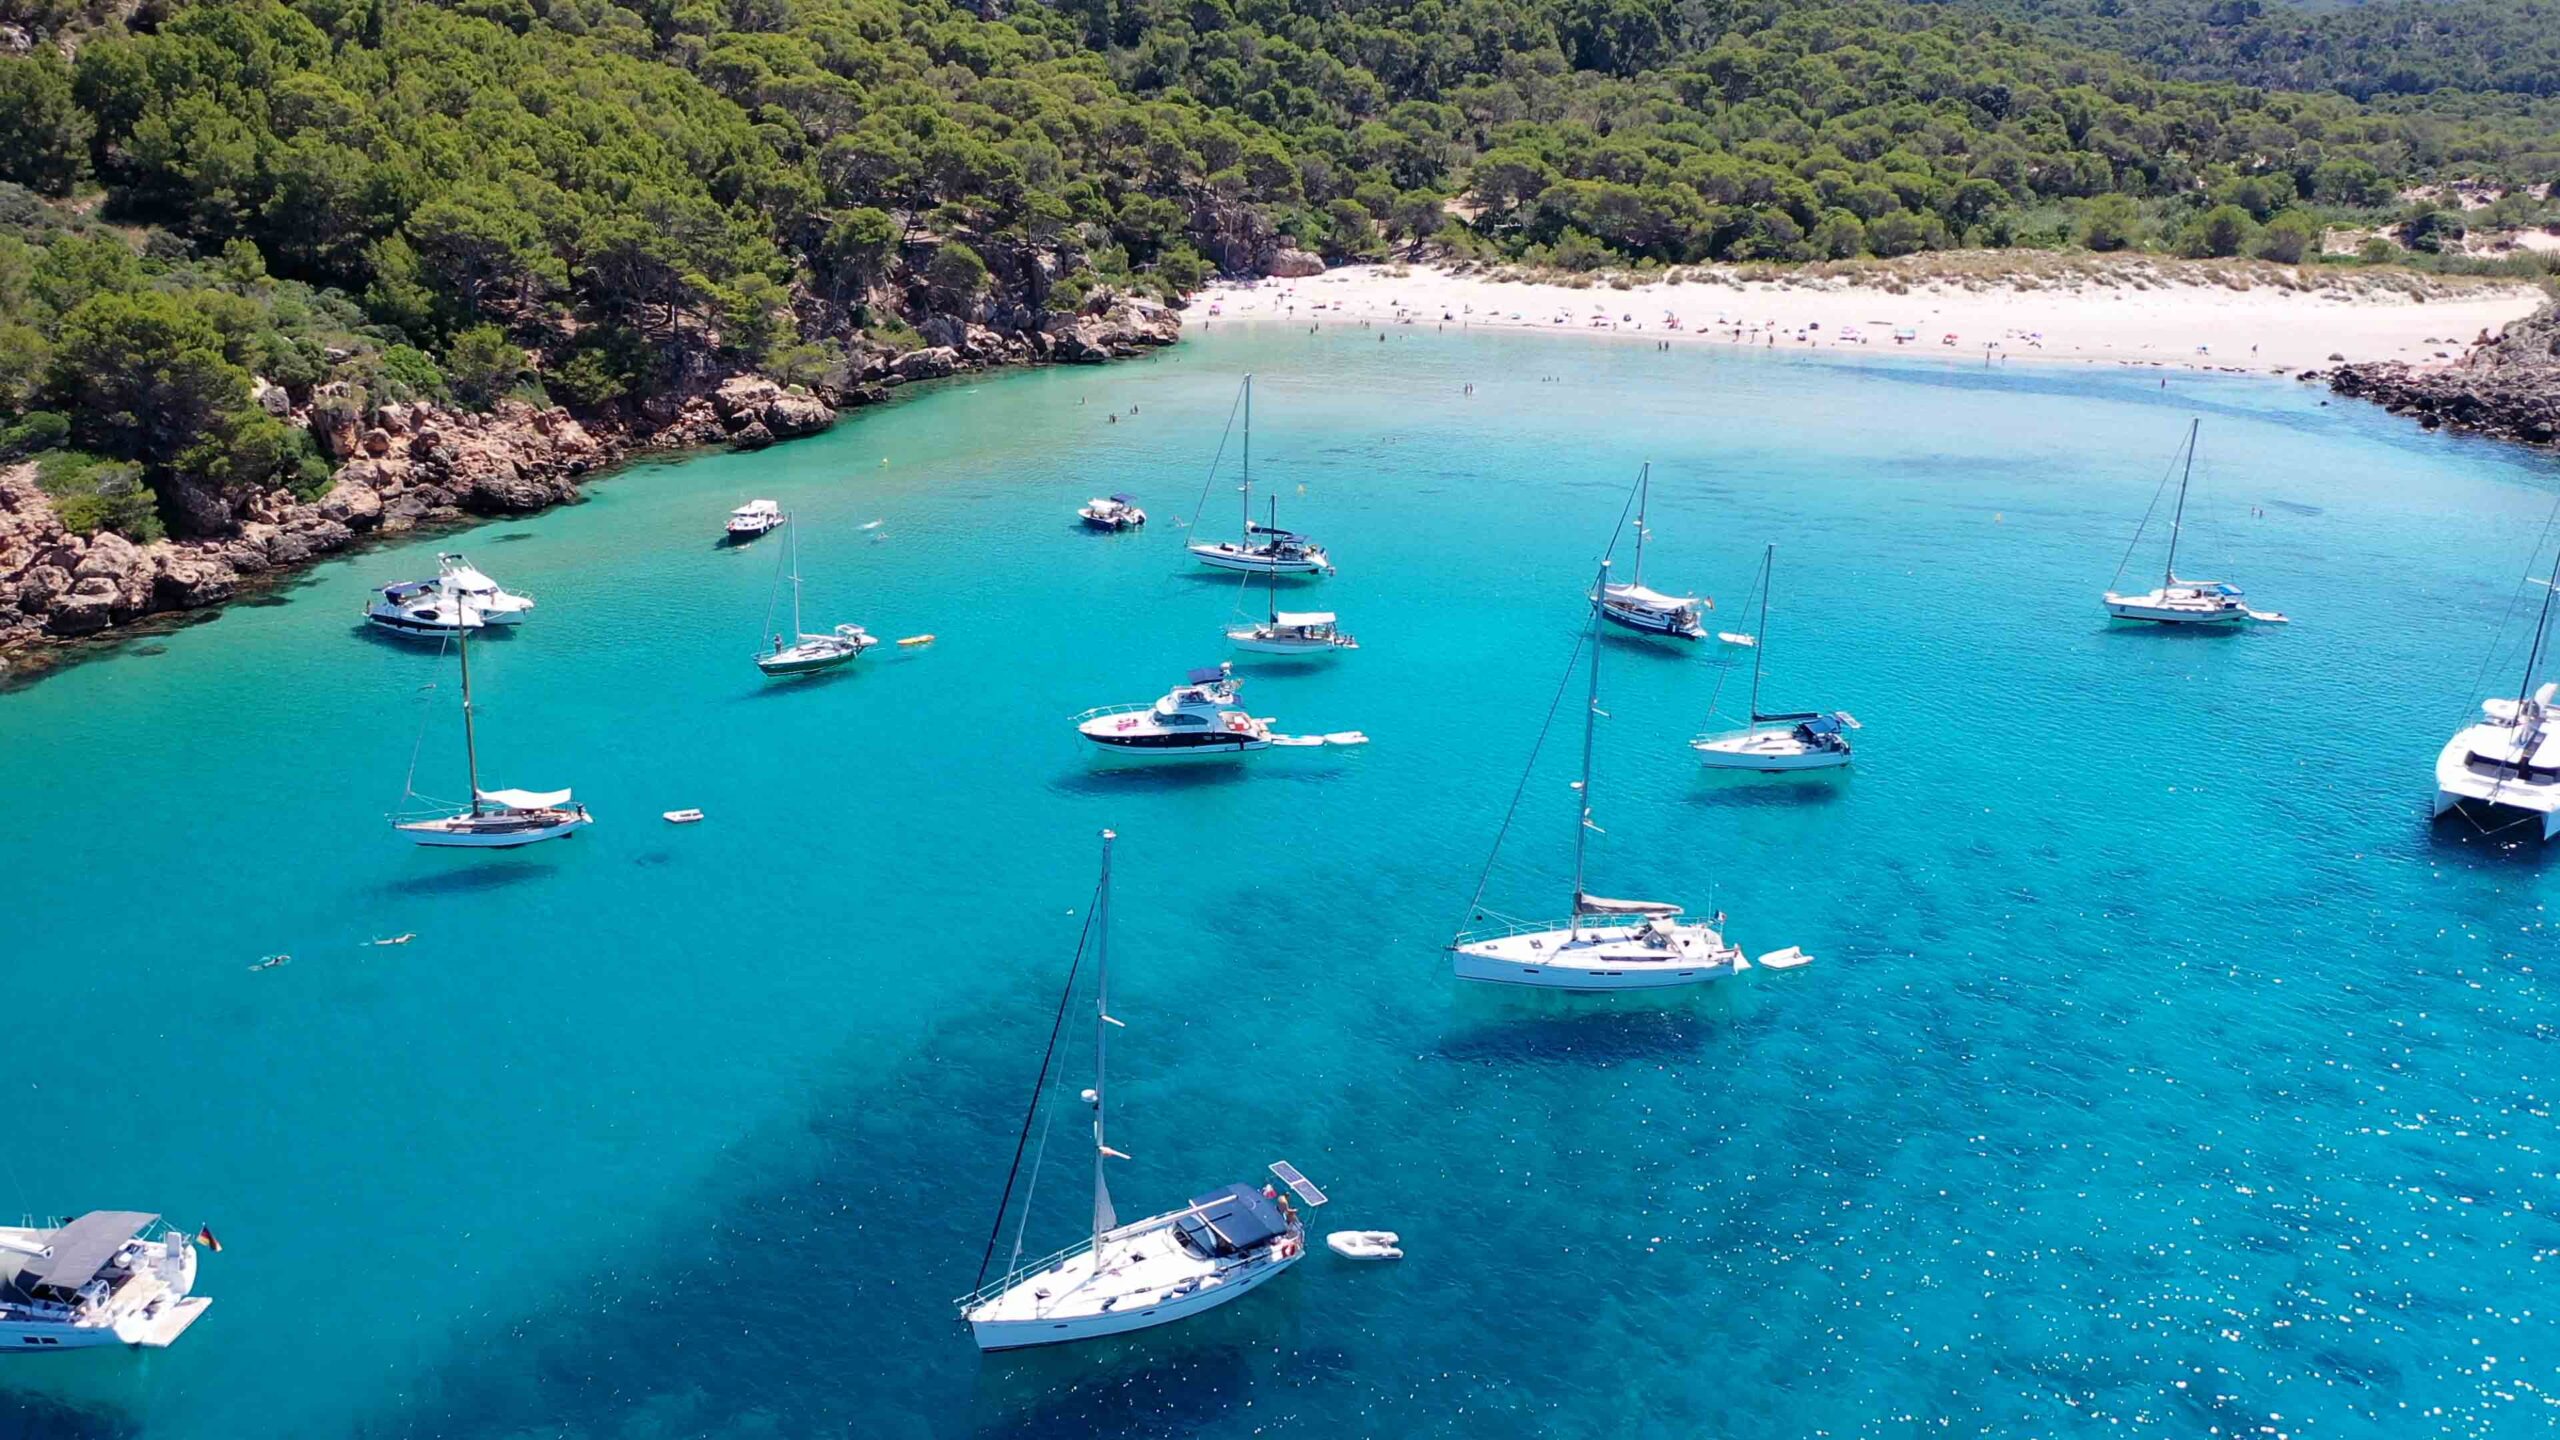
[1757,945,1814,969]
[1327,1230,1404,1260]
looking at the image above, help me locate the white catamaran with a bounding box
[2433,572,2560,840]
[756,512,877,677]
[392,613,592,848]
[1186,375,1333,577]
[958,830,1321,1350]
[1693,544,1859,771]
[1451,563,1750,990]
[1596,463,1706,639]
[2103,420,2287,625]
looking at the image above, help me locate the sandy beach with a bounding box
[1196,256,2548,376]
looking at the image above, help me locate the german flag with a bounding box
[195,1226,222,1253]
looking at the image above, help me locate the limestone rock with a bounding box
[1266,247,1325,278]
[48,577,120,635]
[154,554,239,609]
[893,347,962,381]
[760,392,835,439]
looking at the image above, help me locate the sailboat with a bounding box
[1226,498,1356,656]
[957,830,1322,1350]
[756,512,876,677]
[1693,544,1858,771]
[1186,375,1333,576]
[392,609,592,848]
[2103,420,2287,624]
[2434,572,2560,839]
[1595,463,1706,638]
[1450,562,1750,990]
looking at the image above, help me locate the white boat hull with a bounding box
[1451,922,1748,991]
[757,637,873,676]
[1598,602,1701,639]
[1693,733,1851,771]
[2433,722,2560,839]
[2102,589,2265,624]
[970,1248,1296,1350]
[1079,735,1271,762]
[1190,543,1328,575]
[396,811,594,848]
[1225,629,1354,656]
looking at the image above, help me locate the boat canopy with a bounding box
[1272,611,1335,627]
[1795,715,1846,737]
[1245,521,1304,539]
[1575,892,1681,917]
[1185,664,1230,685]
[1108,492,1137,505]
[1174,1184,1290,1257]
[9,1211,154,1297]
[1603,582,1697,609]
[478,787,573,810]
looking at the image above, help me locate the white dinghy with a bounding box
[1326,1231,1403,1261]
[957,831,1326,1351]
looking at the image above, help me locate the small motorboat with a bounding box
[663,809,705,824]
[1079,493,1146,530]
[365,581,484,639]
[1326,1231,1403,1260]
[1757,946,1814,969]
[1717,631,1756,647]
[726,499,785,539]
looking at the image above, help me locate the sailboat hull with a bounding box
[967,1242,1300,1351]
[395,812,593,848]
[1224,628,1354,656]
[1451,923,1749,990]
[1598,602,1702,638]
[1692,733,1852,771]
[1190,543,1328,575]
[2102,592,2251,624]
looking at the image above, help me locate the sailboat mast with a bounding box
[2164,419,2197,587]
[786,516,804,639]
[1748,544,1773,725]
[1266,498,1279,622]
[1631,463,1650,588]
[457,611,483,817]
[1090,828,1117,1261]
[1573,564,1606,935]
[1240,374,1254,543]
[2518,571,2559,711]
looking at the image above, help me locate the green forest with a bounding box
[2,0,2558,542]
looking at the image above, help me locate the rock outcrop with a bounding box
[2315,302,2560,446]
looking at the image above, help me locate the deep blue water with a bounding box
[3,324,2558,1440]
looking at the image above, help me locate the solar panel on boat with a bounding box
[1268,1161,1328,1206]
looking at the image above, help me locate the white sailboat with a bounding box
[2103,420,2287,625]
[1226,498,1356,656]
[1186,375,1333,576]
[1451,563,1750,990]
[0,1212,211,1350]
[1693,544,1858,771]
[392,612,592,848]
[1596,463,1705,639]
[958,830,1321,1351]
[2434,573,2560,839]
[756,513,876,677]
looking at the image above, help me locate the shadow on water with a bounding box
[1048,762,1254,796]
[486,530,540,543]
[0,1390,136,1440]
[735,665,865,699]
[1691,775,1848,808]
[2425,807,2558,865]
[2093,620,2250,641]
[969,1342,1339,1439]
[372,858,561,897]
[1430,1005,1731,1067]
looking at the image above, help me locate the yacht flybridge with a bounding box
[725,499,785,539]
[432,554,533,623]
[1596,463,1706,639]
[0,1212,211,1350]
[393,613,592,848]
[2103,420,2288,625]
[1227,501,1357,656]
[1693,544,1858,771]
[958,830,1322,1351]
[756,512,876,677]
[1451,563,1749,991]
[1075,664,1272,760]
[1186,376,1333,576]
[2434,575,2560,839]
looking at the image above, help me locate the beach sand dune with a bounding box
[1199,258,2547,377]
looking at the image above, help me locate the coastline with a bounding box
[1198,256,2549,378]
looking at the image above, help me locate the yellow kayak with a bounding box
[897,634,935,647]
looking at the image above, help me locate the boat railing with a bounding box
[1071,701,1159,724]
[952,1208,1201,1311]
[1452,913,1668,946]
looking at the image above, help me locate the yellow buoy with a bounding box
[897,633,935,647]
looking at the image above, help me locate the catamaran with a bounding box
[0,1212,211,1350]
[1451,562,1750,990]
[392,611,592,847]
[958,830,1321,1350]
[2434,572,2560,839]
[1693,544,1859,771]
[2103,420,2287,625]
[1186,376,1332,576]
[1226,499,1356,656]
[756,512,876,677]
[1596,463,1706,638]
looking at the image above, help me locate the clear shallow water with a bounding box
[4,325,2559,1440]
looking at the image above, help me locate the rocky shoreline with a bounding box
[2308,299,2560,445]
[0,292,1180,682]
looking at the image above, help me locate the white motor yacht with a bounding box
[1693,544,1858,771]
[1596,463,1705,638]
[1080,493,1146,531]
[1186,376,1333,576]
[392,613,593,848]
[755,512,877,677]
[432,553,534,623]
[0,1212,211,1350]
[1075,664,1272,760]
[726,499,785,539]
[2103,420,2287,625]
[1451,563,1749,991]
[364,579,484,639]
[958,831,1322,1351]
[2434,576,2560,839]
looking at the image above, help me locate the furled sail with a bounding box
[1574,892,1681,917]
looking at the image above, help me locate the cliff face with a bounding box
[2319,301,2560,445]
[0,291,1180,678]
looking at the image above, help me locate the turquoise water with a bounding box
[4,324,2559,1440]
